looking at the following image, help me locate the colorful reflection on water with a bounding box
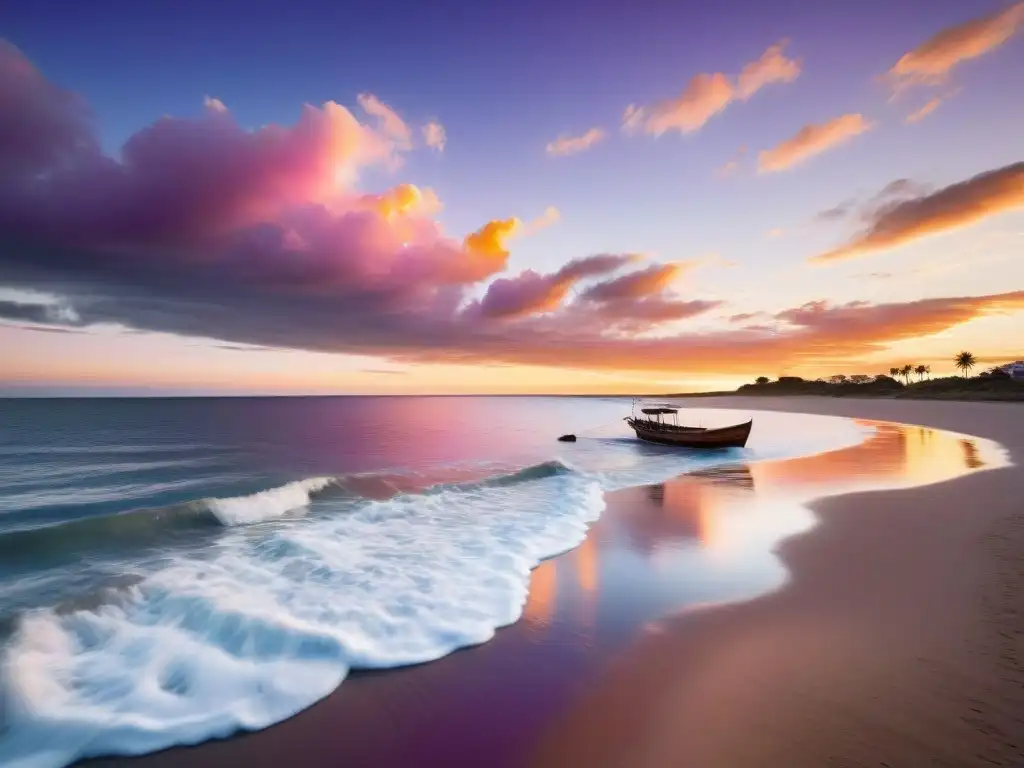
[522,420,1008,642]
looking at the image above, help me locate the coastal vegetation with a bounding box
[729,353,1022,401]
[674,353,1022,402]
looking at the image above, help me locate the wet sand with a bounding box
[532,398,1023,768]
[88,398,1023,768]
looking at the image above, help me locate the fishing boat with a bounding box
[625,404,752,449]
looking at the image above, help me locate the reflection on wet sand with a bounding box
[751,421,990,491]
[524,421,1002,639]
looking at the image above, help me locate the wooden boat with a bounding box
[625,406,752,449]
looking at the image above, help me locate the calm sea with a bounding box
[0,396,869,768]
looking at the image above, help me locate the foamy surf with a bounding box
[205,477,336,525]
[0,411,873,768]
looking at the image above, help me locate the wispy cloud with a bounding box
[546,127,606,156]
[887,2,1024,90]
[736,40,802,99]
[357,93,413,150]
[716,146,746,176]
[422,120,446,152]
[623,40,800,136]
[213,342,273,352]
[811,162,1024,263]
[815,201,856,222]
[758,114,874,173]
[522,206,561,235]
[815,180,930,224]
[904,96,942,123]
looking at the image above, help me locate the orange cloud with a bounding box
[772,292,1024,343]
[736,40,802,100]
[888,3,1023,88]
[812,161,1024,263]
[422,121,446,152]
[624,73,734,135]
[363,183,442,219]
[546,127,606,157]
[758,113,873,173]
[463,218,521,264]
[905,96,942,123]
[623,41,800,136]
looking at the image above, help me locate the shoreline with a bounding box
[80,398,1024,768]
[531,397,1024,767]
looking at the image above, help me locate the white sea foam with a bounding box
[205,477,335,526]
[0,411,873,768]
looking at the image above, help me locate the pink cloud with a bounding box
[0,41,98,179]
[422,120,446,151]
[0,40,515,308]
[357,93,412,150]
[546,127,606,157]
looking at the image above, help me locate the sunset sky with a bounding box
[1,0,1022,395]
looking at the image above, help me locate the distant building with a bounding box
[999,361,1024,380]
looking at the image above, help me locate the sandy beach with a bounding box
[86,397,1023,768]
[532,397,1024,768]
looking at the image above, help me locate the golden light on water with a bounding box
[521,420,1007,634]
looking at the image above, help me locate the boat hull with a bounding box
[626,418,752,449]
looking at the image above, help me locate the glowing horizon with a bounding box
[1,1,1022,395]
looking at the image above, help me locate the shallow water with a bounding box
[0,397,997,768]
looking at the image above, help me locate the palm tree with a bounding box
[922,364,931,380]
[914,364,928,382]
[900,364,914,385]
[954,351,976,378]
[889,367,900,379]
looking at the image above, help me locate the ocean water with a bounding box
[0,396,872,768]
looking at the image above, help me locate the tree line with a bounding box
[754,351,982,386]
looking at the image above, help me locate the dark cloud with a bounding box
[0,298,80,326]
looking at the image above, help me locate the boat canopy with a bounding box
[641,407,678,415]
